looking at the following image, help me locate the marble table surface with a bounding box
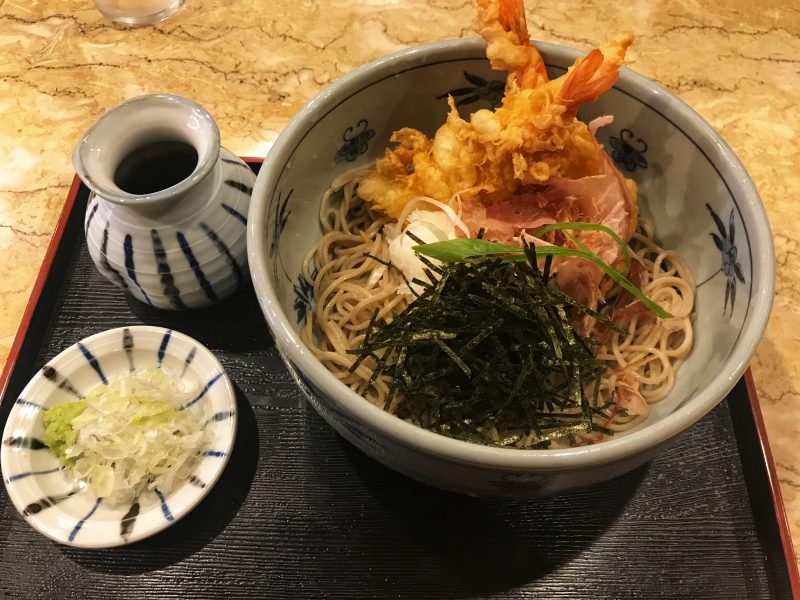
[1,0,798,566]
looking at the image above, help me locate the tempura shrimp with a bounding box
[475,0,548,91]
[552,32,633,119]
[358,0,636,249]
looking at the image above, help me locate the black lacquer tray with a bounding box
[1,161,797,599]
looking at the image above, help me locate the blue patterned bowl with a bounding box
[0,326,237,547]
[247,39,775,497]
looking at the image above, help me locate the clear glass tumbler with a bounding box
[92,0,185,26]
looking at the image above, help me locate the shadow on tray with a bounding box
[59,383,259,573]
[330,438,647,599]
[124,281,272,354]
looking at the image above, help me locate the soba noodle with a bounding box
[301,167,695,447]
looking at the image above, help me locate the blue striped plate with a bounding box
[0,326,237,548]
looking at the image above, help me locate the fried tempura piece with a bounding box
[358,0,637,239]
[474,0,549,91]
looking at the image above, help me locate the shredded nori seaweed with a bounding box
[354,245,616,448]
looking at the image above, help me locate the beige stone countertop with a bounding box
[1,0,798,565]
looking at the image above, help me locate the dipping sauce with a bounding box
[114,140,198,195]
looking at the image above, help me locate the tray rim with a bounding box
[1,158,798,596]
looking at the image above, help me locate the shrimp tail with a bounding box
[556,32,634,116]
[475,0,548,90]
[494,0,529,44]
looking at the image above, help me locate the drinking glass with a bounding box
[92,0,185,26]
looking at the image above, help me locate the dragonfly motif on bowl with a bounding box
[609,129,648,172]
[437,71,504,109]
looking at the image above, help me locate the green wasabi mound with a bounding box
[43,400,86,464]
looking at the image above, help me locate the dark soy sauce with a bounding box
[114,140,198,195]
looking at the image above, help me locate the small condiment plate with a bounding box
[0,326,237,548]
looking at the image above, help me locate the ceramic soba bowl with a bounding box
[247,39,774,497]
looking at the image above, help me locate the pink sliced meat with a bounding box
[459,139,635,335]
[461,189,581,244]
[614,373,649,416]
[546,153,633,264]
[588,115,615,135]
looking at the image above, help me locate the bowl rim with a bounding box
[72,93,221,207]
[247,37,775,470]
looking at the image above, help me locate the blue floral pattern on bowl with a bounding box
[293,268,316,325]
[609,128,648,172]
[699,203,746,317]
[336,120,375,162]
[270,188,293,285]
[437,71,505,109]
